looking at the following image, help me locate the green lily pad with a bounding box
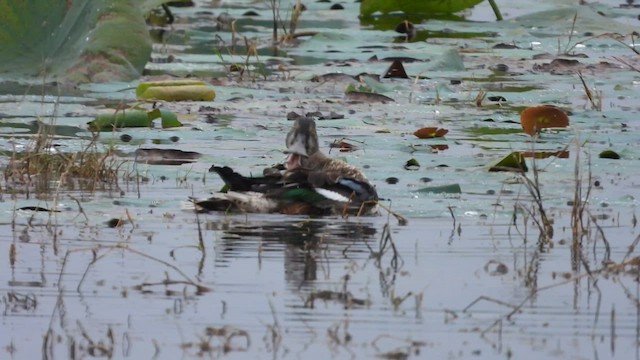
[416,183,462,194]
[360,0,484,17]
[405,158,420,170]
[88,109,181,131]
[147,109,183,129]
[489,152,528,172]
[599,150,620,160]
[138,84,216,101]
[0,0,171,83]
[88,111,151,131]
[136,80,208,97]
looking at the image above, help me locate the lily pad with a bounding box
[404,158,420,170]
[88,109,180,131]
[344,91,395,103]
[383,60,409,79]
[414,127,449,139]
[0,0,171,83]
[521,150,570,159]
[416,183,462,194]
[147,109,183,129]
[489,152,528,172]
[134,148,201,165]
[136,80,206,97]
[520,105,570,136]
[360,0,484,17]
[136,80,216,101]
[599,150,620,160]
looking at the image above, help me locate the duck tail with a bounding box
[192,192,278,213]
[209,166,254,191]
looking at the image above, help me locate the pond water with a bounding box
[1,0,640,359]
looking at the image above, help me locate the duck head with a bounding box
[285,117,319,170]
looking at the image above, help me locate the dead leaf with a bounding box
[520,106,570,136]
[344,91,395,103]
[330,140,358,152]
[383,59,409,79]
[135,148,201,165]
[413,127,448,139]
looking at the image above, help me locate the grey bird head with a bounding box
[284,117,319,169]
[285,117,319,156]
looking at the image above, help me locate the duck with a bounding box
[193,117,378,216]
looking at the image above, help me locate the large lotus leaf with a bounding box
[514,6,637,35]
[360,0,484,16]
[0,0,169,83]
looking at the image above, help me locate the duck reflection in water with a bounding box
[207,219,377,286]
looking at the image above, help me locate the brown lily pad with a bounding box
[135,148,201,165]
[344,91,395,103]
[383,59,409,79]
[330,140,359,152]
[520,106,570,136]
[413,127,448,139]
[430,144,449,151]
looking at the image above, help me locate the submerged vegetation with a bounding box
[3,121,122,197]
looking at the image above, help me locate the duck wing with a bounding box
[209,165,283,193]
[307,171,378,203]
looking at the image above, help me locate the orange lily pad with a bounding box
[330,140,359,152]
[520,106,570,136]
[414,127,449,139]
[430,144,449,151]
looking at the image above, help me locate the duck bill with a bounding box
[284,136,309,170]
[286,153,302,170]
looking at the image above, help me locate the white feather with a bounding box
[212,191,278,213]
[314,188,350,202]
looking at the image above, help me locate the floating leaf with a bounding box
[344,91,394,103]
[0,0,167,83]
[148,109,183,129]
[330,140,359,152]
[18,206,61,212]
[345,84,374,94]
[135,148,201,165]
[88,111,152,131]
[520,106,570,136]
[89,109,182,131]
[413,127,448,139]
[404,158,420,170]
[360,0,483,16]
[430,144,449,151]
[311,73,357,83]
[599,150,620,159]
[138,83,216,101]
[416,183,462,194]
[383,60,409,79]
[489,152,528,172]
[136,80,206,97]
[521,150,570,159]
